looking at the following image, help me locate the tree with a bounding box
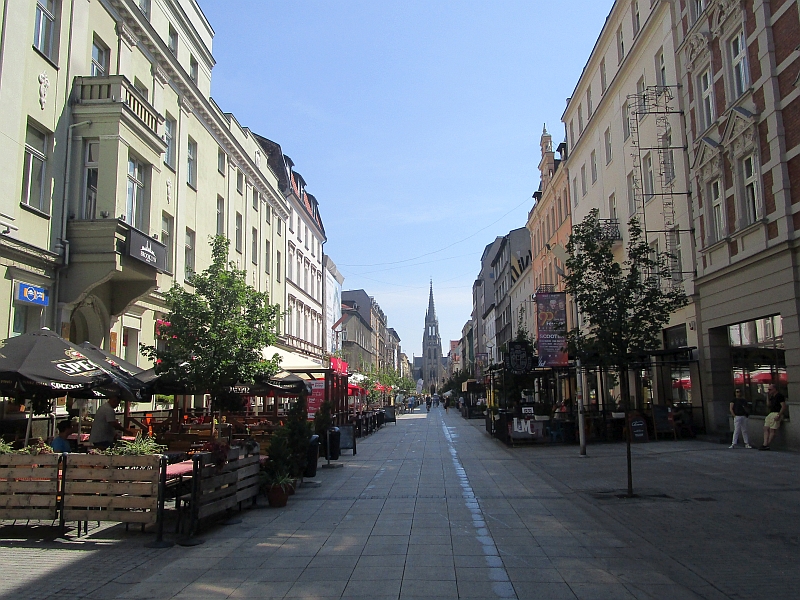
[141,236,283,411]
[564,209,687,497]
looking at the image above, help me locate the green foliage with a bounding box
[265,427,291,478]
[13,438,54,455]
[313,400,332,436]
[141,236,283,409]
[564,209,688,373]
[105,433,166,456]
[440,368,472,396]
[285,394,311,478]
[0,439,13,454]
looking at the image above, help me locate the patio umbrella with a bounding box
[0,329,111,399]
[0,329,113,445]
[71,342,149,403]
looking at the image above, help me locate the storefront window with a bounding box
[730,315,786,416]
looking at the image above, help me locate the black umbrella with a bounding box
[0,328,111,399]
[70,342,149,403]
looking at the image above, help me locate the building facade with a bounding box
[2,0,288,371]
[675,0,800,445]
[490,227,532,356]
[322,255,344,355]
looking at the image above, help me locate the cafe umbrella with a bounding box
[0,328,113,444]
[73,342,149,403]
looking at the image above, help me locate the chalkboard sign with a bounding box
[628,414,649,443]
[384,407,396,423]
[652,405,676,440]
[339,425,356,455]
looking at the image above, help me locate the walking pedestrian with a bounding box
[760,384,788,450]
[444,398,449,413]
[729,389,752,449]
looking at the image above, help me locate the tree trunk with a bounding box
[620,366,634,497]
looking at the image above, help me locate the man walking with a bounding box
[760,384,788,451]
[729,389,752,449]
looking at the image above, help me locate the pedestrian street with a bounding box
[2,406,798,600]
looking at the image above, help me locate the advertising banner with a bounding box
[308,380,325,419]
[536,292,568,367]
[475,353,488,379]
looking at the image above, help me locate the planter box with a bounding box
[0,454,61,521]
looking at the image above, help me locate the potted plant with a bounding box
[285,392,311,481]
[262,472,293,507]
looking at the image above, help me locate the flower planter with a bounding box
[267,484,289,507]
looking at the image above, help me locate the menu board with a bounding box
[308,380,325,419]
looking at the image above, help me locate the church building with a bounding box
[420,283,445,394]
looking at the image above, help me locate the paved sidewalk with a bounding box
[0,408,796,599]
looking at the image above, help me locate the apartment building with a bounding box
[472,236,503,365]
[489,227,531,356]
[322,255,344,355]
[1,0,288,367]
[562,0,702,418]
[675,0,800,445]
[258,137,326,364]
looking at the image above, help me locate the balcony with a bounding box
[72,76,164,150]
[282,335,323,359]
[62,218,166,314]
[598,219,623,243]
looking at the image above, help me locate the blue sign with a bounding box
[16,283,49,306]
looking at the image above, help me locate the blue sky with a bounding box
[201,0,612,360]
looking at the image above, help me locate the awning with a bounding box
[262,346,323,370]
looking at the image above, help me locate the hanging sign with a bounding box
[15,282,49,306]
[307,380,325,419]
[536,292,568,367]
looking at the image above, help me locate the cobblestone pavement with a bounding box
[0,408,797,599]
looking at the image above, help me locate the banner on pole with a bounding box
[535,291,568,367]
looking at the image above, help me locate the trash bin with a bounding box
[377,410,385,428]
[326,427,341,460]
[305,434,320,477]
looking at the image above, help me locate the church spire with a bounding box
[427,280,436,319]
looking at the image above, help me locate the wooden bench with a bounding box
[62,454,161,532]
[0,454,61,522]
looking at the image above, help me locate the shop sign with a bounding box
[506,341,535,375]
[307,380,325,419]
[536,292,568,367]
[508,417,544,440]
[15,282,49,306]
[330,356,348,374]
[127,228,167,271]
[628,414,649,442]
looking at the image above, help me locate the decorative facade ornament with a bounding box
[166,179,172,204]
[711,0,741,37]
[179,94,192,114]
[38,72,49,109]
[684,31,710,72]
[722,107,756,159]
[153,65,169,85]
[694,137,722,184]
[255,150,261,169]
[118,21,138,48]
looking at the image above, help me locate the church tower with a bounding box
[422,282,443,394]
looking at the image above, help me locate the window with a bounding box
[623,102,631,140]
[126,157,145,228]
[288,248,294,281]
[237,169,244,194]
[636,76,646,117]
[616,26,624,64]
[163,116,176,168]
[187,138,197,188]
[252,189,259,211]
[82,141,99,219]
[743,154,759,224]
[661,129,675,183]
[710,179,724,240]
[578,104,584,134]
[657,51,667,89]
[217,148,226,175]
[189,55,198,83]
[162,213,173,272]
[168,25,178,56]
[604,128,613,164]
[580,164,587,196]
[184,228,195,277]
[700,69,714,130]
[627,171,637,215]
[731,31,749,98]
[590,150,597,184]
[632,1,640,37]
[643,153,655,200]
[235,212,243,253]
[609,193,617,220]
[216,196,225,235]
[586,88,593,117]
[304,225,309,249]
[693,0,707,22]
[91,38,108,76]
[133,78,148,102]
[311,235,316,257]
[276,251,281,282]
[137,0,150,18]
[34,0,56,60]
[264,240,270,274]
[265,206,271,225]
[21,125,48,213]
[669,228,682,282]
[572,177,578,207]
[569,121,575,150]
[277,218,282,235]
[251,227,258,265]
[600,58,607,94]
